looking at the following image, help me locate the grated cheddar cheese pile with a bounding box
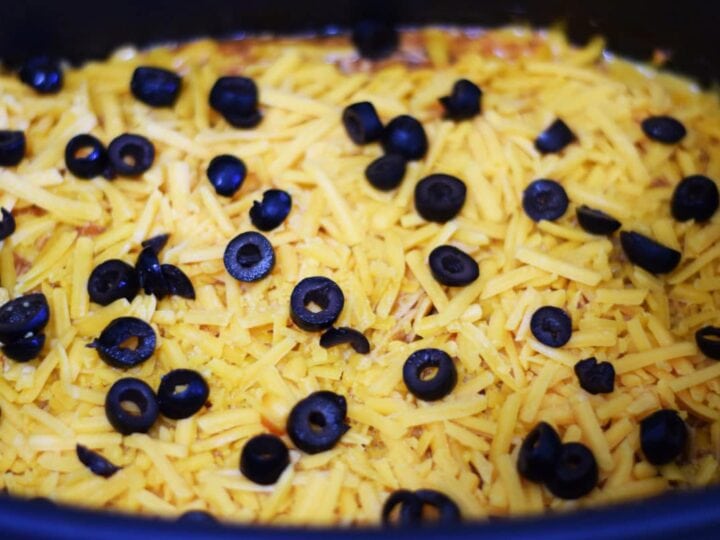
[1,26,720,525]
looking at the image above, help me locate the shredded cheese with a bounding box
[0,26,719,525]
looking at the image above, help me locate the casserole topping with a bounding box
[365,153,407,191]
[64,133,110,180]
[1,25,719,524]
[534,118,576,154]
[428,244,479,287]
[342,101,384,145]
[0,207,16,241]
[640,409,689,466]
[530,306,573,348]
[574,357,616,395]
[223,231,276,282]
[209,76,262,128]
[19,56,63,94]
[286,391,350,454]
[107,133,156,177]
[76,444,121,478]
[206,154,247,197]
[414,173,467,222]
[619,231,682,274]
[319,326,371,354]
[104,377,159,435]
[249,189,292,231]
[522,179,569,222]
[157,369,210,420]
[670,174,720,223]
[89,316,157,369]
[131,66,182,107]
[240,434,290,485]
[403,348,458,401]
[641,115,687,144]
[0,130,26,166]
[575,205,622,235]
[87,259,140,306]
[439,78,483,121]
[381,114,429,161]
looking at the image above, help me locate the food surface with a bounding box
[0,26,719,525]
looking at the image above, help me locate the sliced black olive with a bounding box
[381,115,428,161]
[620,231,681,274]
[523,179,569,222]
[342,102,384,145]
[206,155,246,198]
[157,369,209,419]
[76,444,121,478]
[411,490,461,525]
[696,326,720,360]
[107,134,155,177]
[546,442,598,499]
[576,205,621,235]
[161,264,195,299]
[403,348,457,401]
[439,79,482,121]
[136,246,169,299]
[141,233,169,255]
[517,422,562,484]
[414,174,467,223]
[2,333,45,362]
[290,276,345,331]
[381,489,460,526]
[240,434,290,485]
[319,327,370,354]
[640,409,688,466]
[105,377,159,435]
[249,189,292,231]
[0,208,16,241]
[89,316,156,369]
[287,391,349,454]
[223,110,263,129]
[87,259,140,306]
[0,130,26,166]
[19,56,63,94]
[131,66,181,107]
[428,245,479,287]
[365,154,406,191]
[0,293,50,344]
[209,76,258,115]
[382,490,422,527]
[574,357,615,394]
[351,19,399,60]
[65,134,109,180]
[223,231,275,282]
[535,119,576,154]
[530,306,572,348]
[209,76,259,119]
[641,116,687,144]
[671,175,719,222]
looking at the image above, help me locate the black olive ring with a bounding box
[240,434,290,485]
[90,316,157,369]
[286,391,349,454]
[104,377,159,435]
[290,277,345,331]
[108,133,155,177]
[223,231,275,282]
[402,348,457,401]
[157,369,209,420]
[696,326,720,359]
